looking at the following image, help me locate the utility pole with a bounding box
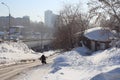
[1,2,11,41]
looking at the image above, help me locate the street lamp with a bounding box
[1,2,11,41]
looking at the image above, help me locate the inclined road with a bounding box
[0,53,58,80]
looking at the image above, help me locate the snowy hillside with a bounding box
[0,41,40,65]
[1,42,119,80]
[89,47,120,66]
[44,47,120,80]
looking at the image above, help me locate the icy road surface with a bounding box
[0,53,58,80]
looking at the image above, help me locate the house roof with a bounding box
[84,27,114,42]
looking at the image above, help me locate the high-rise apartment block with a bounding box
[44,10,57,27]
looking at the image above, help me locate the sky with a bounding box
[0,0,88,22]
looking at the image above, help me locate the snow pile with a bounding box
[90,47,120,66]
[51,47,91,72]
[0,41,39,64]
[91,68,120,80]
[73,47,91,55]
[43,50,58,57]
[50,55,70,73]
[45,47,120,80]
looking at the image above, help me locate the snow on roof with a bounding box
[84,27,114,41]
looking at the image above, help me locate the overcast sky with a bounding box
[0,0,88,22]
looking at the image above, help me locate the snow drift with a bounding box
[0,41,40,64]
[48,47,120,80]
[7,46,120,80]
[90,47,120,66]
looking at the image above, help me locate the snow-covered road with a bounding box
[0,61,40,80]
[10,63,52,80]
[0,42,59,80]
[4,53,58,80]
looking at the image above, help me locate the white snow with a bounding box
[0,41,41,65]
[84,27,114,41]
[1,41,120,80]
[42,47,120,80]
[91,67,120,80]
[11,64,52,80]
[43,50,59,57]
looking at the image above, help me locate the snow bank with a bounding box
[46,47,120,80]
[51,47,91,73]
[43,50,59,57]
[90,47,120,66]
[91,68,120,80]
[73,47,91,55]
[0,41,40,64]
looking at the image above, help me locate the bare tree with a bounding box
[53,3,88,51]
[88,0,120,30]
[88,0,120,47]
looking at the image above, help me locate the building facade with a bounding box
[44,10,57,27]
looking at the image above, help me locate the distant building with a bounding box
[0,16,30,40]
[9,26,24,41]
[0,16,30,30]
[14,16,30,27]
[44,10,57,27]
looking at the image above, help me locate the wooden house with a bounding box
[83,27,114,51]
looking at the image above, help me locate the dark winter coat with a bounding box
[40,55,46,64]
